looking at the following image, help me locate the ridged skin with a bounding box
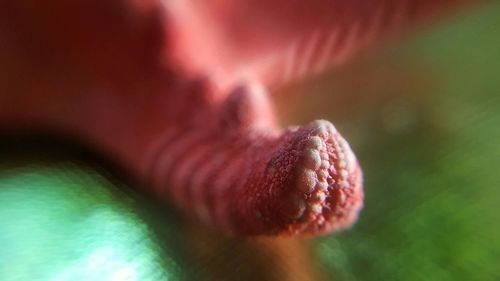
[0,0,478,236]
[169,0,475,89]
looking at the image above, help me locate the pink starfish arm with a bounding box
[0,0,360,236]
[141,84,363,235]
[169,0,480,90]
[0,0,480,236]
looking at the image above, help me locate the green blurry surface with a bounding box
[0,159,181,281]
[1,3,500,281]
[0,151,317,281]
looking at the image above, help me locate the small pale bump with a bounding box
[338,160,347,169]
[339,138,351,150]
[340,180,349,188]
[316,180,328,190]
[321,160,330,169]
[306,136,323,150]
[312,126,328,138]
[309,120,328,128]
[310,204,323,214]
[318,169,328,180]
[339,169,348,178]
[310,191,326,203]
[308,120,329,136]
[304,149,321,170]
[298,169,317,193]
[337,152,346,160]
[333,144,341,151]
[345,149,357,172]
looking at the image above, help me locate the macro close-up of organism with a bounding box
[0,1,499,281]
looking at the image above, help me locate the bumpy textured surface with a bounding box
[0,0,475,236]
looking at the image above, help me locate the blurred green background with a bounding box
[1,2,499,281]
